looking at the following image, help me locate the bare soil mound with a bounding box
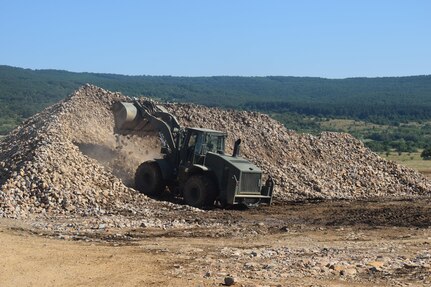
[0,85,430,219]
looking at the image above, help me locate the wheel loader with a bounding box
[113,99,273,208]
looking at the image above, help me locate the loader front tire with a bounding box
[183,175,217,208]
[135,161,164,196]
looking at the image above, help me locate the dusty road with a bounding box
[1,200,431,287]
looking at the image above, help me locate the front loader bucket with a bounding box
[113,102,150,134]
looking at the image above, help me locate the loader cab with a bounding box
[180,128,227,165]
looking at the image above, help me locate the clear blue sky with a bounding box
[1,0,430,78]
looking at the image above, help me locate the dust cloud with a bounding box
[62,94,162,187]
[75,134,161,187]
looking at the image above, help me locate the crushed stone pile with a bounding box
[0,85,188,219]
[1,84,430,219]
[165,105,431,201]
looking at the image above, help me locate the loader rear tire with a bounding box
[183,175,217,208]
[135,161,164,196]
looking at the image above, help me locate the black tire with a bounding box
[183,175,217,208]
[134,161,164,196]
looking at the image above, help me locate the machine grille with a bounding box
[240,172,261,193]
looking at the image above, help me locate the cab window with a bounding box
[205,134,225,153]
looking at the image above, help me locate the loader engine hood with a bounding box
[205,153,273,205]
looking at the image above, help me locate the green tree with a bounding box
[421,147,431,160]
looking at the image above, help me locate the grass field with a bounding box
[321,119,431,132]
[320,118,384,131]
[380,151,431,179]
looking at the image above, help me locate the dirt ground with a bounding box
[1,199,431,287]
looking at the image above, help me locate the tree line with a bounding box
[1,65,431,153]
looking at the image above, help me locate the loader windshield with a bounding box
[183,128,226,163]
[205,134,225,153]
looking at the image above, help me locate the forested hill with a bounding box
[1,65,431,133]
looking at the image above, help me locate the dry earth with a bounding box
[1,85,431,286]
[1,200,431,287]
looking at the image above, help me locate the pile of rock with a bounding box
[0,84,430,219]
[0,85,168,218]
[166,103,431,200]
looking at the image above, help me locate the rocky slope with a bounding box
[0,85,430,219]
[0,85,183,219]
[165,104,431,200]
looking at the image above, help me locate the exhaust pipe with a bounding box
[232,139,241,157]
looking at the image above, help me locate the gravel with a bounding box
[165,103,431,200]
[0,84,430,220]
